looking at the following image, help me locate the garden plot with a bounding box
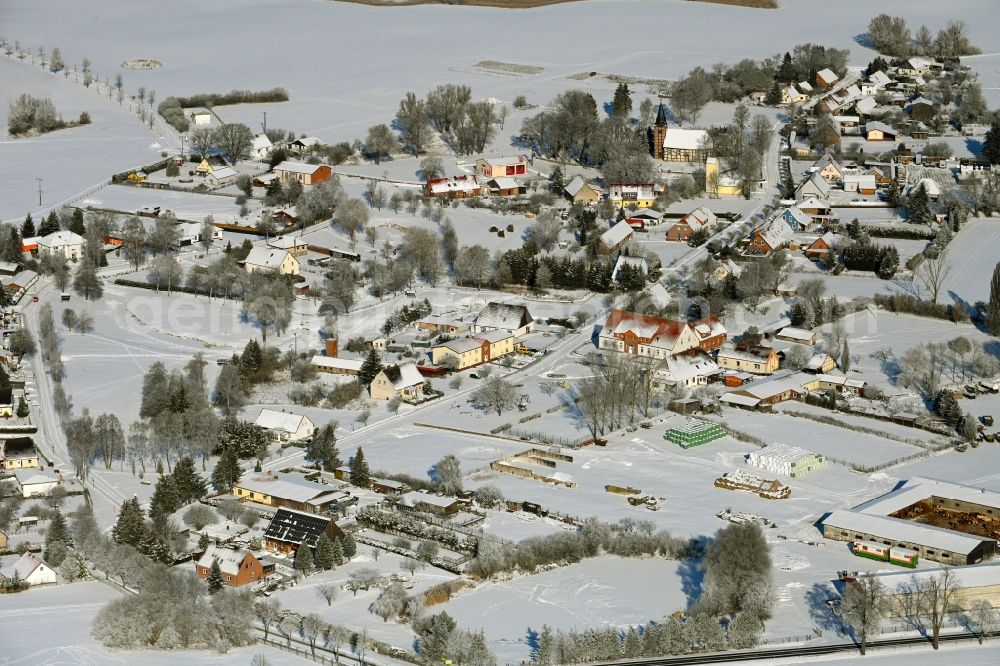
[773,401,945,444]
[721,410,924,469]
[441,556,687,663]
[269,550,456,652]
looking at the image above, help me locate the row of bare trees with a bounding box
[575,353,666,436]
[841,568,998,655]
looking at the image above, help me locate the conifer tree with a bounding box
[294,544,314,574]
[983,119,1000,165]
[340,533,356,558]
[350,447,371,488]
[211,447,243,493]
[198,532,210,551]
[549,165,564,194]
[305,424,340,471]
[331,539,345,567]
[68,208,85,236]
[44,509,72,564]
[111,496,148,549]
[988,262,1000,336]
[207,558,225,593]
[149,475,180,520]
[314,533,336,570]
[21,213,34,238]
[359,348,383,386]
[39,211,60,236]
[171,456,207,503]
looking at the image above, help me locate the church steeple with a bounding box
[654,101,667,127]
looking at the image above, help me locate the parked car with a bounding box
[980,379,1000,393]
[983,415,994,427]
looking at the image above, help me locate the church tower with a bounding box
[651,101,668,160]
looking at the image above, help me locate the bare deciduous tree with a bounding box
[840,575,887,655]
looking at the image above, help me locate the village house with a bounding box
[843,174,877,195]
[476,155,528,178]
[190,108,212,125]
[399,491,462,517]
[426,174,481,199]
[234,471,347,513]
[1,438,40,470]
[803,231,841,260]
[416,314,468,335]
[719,371,805,410]
[781,85,808,106]
[608,183,657,209]
[814,154,845,184]
[651,104,710,162]
[804,352,837,374]
[311,356,362,376]
[745,217,793,256]
[13,469,60,498]
[36,230,83,261]
[907,97,936,122]
[484,176,526,197]
[612,255,648,283]
[689,316,728,352]
[704,157,743,197]
[255,408,315,443]
[205,165,237,188]
[288,137,323,154]
[263,507,345,554]
[769,206,811,233]
[195,545,271,587]
[598,220,635,255]
[796,198,833,220]
[853,96,879,118]
[243,247,300,276]
[370,363,425,401]
[478,329,516,361]
[3,270,39,302]
[654,354,721,389]
[273,161,332,186]
[250,133,273,161]
[625,209,664,230]
[861,70,892,96]
[1,552,56,587]
[795,172,832,200]
[266,235,310,256]
[710,258,743,283]
[473,302,534,337]
[598,309,701,359]
[564,176,601,205]
[432,337,488,370]
[667,206,716,242]
[815,68,839,89]
[717,344,780,375]
[898,57,932,77]
[864,121,898,142]
[173,222,222,248]
[774,326,816,345]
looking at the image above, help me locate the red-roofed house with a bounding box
[598,309,700,359]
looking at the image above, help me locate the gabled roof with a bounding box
[691,315,726,342]
[657,354,720,383]
[255,408,312,434]
[197,545,253,576]
[654,102,668,126]
[677,206,717,232]
[401,491,459,510]
[600,220,634,248]
[814,153,843,175]
[816,68,838,84]
[208,166,237,180]
[867,71,892,88]
[602,309,687,345]
[274,160,326,175]
[770,206,812,230]
[854,97,878,115]
[865,121,897,136]
[263,507,335,549]
[39,230,83,248]
[251,134,272,150]
[311,356,363,371]
[428,175,480,194]
[236,472,335,504]
[0,552,50,581]
[437,337,485,354]
[380,363,423,390]
[627,209,664,221]
[662,128,709,150]
[796,171,831,197]
[564,175,598,197]
[477,155,526,167]
[290,136,323,148]
[244,247,292,269]
[487,176,522,190]
[13,469,56,486]
[797,197,831,211]
[476,302,533,331]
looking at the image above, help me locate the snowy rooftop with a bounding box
[274,160,325,175]
[752,443,819,464]
[875,559,1000,593]
[311,356,363,371]
[196,545,252,576]
[401,491,459,509]
[600,221,634,248]
[662,127,708,150]
[244,247,291,269]
[255,408,311,434]
[236,472,334,504]
[854,477,1000,517]
[823,509,991,555]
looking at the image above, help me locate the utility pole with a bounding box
[36,178,43,206]
[262,111,267,135]
[180,134,186,161]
